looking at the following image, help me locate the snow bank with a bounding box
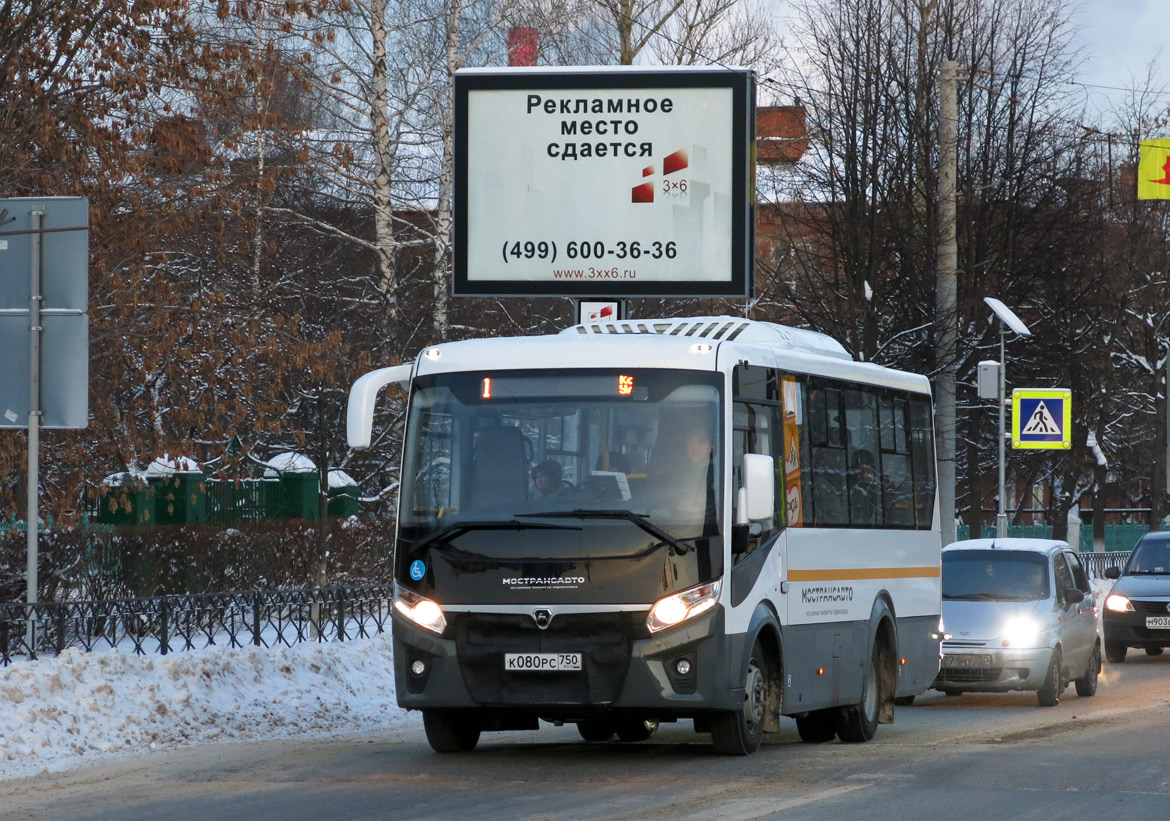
[0,578,1121,783]
[0,635,417,782]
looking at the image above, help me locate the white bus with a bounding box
[348,316,942,755]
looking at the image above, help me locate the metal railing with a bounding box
[955,523,1163,554]
[1079,551,1131,580]
[0,584,392,666]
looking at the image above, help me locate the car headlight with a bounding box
[1001,617,1042,648]
[394,586,447,634]
[647,581,721,633]
[1104,593,1134,613]
[932,616,950,641]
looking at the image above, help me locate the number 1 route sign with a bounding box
[1012,389,1072,450]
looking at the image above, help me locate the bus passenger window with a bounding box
[844,389,882,527]
[880,396,914,527]
[909,398,936,528]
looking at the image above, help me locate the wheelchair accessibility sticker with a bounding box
[409,560,426,581]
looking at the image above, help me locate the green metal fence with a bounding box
[86,472,360,527]
[955,522,1166,553]
[0,515,54,533]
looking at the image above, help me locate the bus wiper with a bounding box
[516,509,695,555]
[943,592,1000,601]
[407,519,582,555]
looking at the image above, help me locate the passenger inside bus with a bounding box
[469,425,531,510]
[531,459,567,498]
[849,449,882,525]
[647,424,716,531]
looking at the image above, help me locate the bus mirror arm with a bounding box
[347,364,412,449]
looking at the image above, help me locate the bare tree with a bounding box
[769,0,1142,532]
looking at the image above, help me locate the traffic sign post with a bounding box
[0,197,89,648]
[984,298,1031,537]
[1012,389,1072,450]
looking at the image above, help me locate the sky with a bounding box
[766,0,1168,112]
[1071,0,1166,100]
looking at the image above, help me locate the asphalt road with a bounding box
[4,648,1170,820]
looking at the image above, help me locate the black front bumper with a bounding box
[1104,608,1170,649]
[393,605,737,719]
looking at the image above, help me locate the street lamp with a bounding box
[983,297,1031,538]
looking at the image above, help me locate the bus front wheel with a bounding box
[711,638,769,755]
[423,709,481,753]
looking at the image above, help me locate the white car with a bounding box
[933,538,1101,706]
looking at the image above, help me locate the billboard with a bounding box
[454,67,755,297]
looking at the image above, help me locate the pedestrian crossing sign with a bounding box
[1012,389,1072,450]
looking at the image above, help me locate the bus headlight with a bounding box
[647,581,721,633]
[394,586,447,634]
[1104,593,1134,613]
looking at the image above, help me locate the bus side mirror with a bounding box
[741,454,775,523]
[1104,566,1121,580]
[347,364,412,449]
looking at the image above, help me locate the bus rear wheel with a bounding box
[795,709,837,743]
[711,638,768,755]
[616,717,659,742]
[577,720,615,742]
[423,709,481,753]
[836,642,880,743]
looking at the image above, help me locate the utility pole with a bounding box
[1159,346,1168,530]
[936,61,959,547]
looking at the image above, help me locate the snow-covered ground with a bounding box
[0,634,420,782]
[0,578,1118,783]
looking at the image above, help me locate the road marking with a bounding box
[673,782,873,820]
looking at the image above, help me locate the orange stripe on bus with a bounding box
[787,567,941,582]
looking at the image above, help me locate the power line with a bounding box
[544,4,1169,150]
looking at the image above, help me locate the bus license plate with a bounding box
[505,653,582,672]
[1146,616,1170,630]
[942,653,991,669]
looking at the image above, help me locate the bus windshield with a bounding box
[397,369,724,603]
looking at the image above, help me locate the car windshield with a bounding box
[1125,539,1170,574]
[942,550,1050,601]
[395,368,724,604]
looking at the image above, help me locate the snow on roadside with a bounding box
[0,635,419,782]
[0,578,1123,783]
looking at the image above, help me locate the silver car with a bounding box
[933,539,1101,706]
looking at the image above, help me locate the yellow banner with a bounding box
[780,375,803,527]
[1138,139,1170,199]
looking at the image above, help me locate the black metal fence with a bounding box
[0,584,392,667]
[1080,551,1131,580]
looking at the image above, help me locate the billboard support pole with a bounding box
[26,209,43,650]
